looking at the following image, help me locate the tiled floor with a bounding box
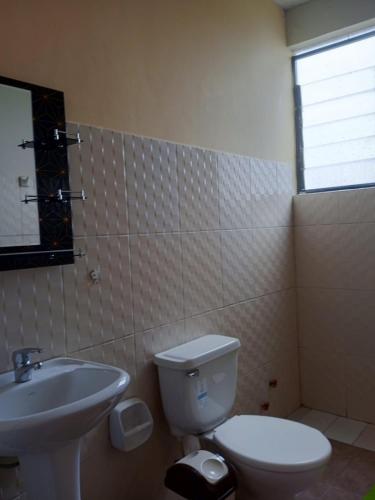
[289,407,375,451]
[296,440,375,499]
[290,408,375,499]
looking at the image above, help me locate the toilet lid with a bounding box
[213,415,332,473]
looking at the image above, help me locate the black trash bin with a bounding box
[165,450,237,500]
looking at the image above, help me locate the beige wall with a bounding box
[286,0,375,48]
[0,2,300,499]
[0,0,294,163]
[295,188,375,422]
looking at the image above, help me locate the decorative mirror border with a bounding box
[0,75,74,271]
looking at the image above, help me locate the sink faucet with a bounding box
[12,347,43,383]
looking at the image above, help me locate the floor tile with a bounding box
[354,424,375,452]
[302,441,355,497]
[325,417,367,445]
[289,406,311,421]
[299,409,338,432]
[292,441,375,499]
[296,441,362,499]
[336,448,375,496]
[320,486,362,500]
[295,490,320,500]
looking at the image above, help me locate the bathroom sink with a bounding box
[0,358,130,500]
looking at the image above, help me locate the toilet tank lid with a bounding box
[153,335,240,370]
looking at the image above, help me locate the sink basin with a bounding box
[0,358,130,500]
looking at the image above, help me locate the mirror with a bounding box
[0,75,77,271]
[0,83,40,247]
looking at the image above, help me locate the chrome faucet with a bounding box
[12,347,43,383]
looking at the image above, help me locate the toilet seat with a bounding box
[213,415,331,473]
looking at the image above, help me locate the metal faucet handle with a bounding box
[12,347,43,366]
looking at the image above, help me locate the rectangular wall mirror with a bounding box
[0,83,39,248]
[0,75,77,271]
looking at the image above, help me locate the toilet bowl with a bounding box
[153,335,332,499]
[202,414,331,499]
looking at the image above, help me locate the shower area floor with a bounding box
[290,407,375,451]
[291,407,375,499]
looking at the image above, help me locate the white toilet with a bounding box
[154,335,332,500]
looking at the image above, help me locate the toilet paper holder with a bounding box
[110,398,153,452]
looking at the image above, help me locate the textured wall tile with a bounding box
[136,321,186,367]
[342,290,375,358]
[218,152,252,229]
[221,300,266,374]
[296,223,375,289]
[222,291,298,398]
[249,290,297,363]
[124,134,179,234]
[67,123,94,235]
[294,192,340,226]
[182,231,223,316]
[295,189,375,424]
[297,288,348,354]
[295,225,335,288]
[267,346,300,418]
[251,158,278,227]
[337,188,375,224]
[184,308,223,339]
[0,168,22,236]
[67,123,128,236]
[81,424,179,500]
[63,236,133,352]
[233,361,269,416]
[0,267,65,371]
[252,227,295,295]
[300,348,346,416]
[346,355,375,424]
[73,335,136,394]
[221,229,255,305]
[0,154,39,243]
[0,235,39,246]
[276,162,295,226]
[177,145,219,231]
[270,289,299,355]
[130,234,183,332]
[298,288,375,359]
[72,336,136,375]
[0,120,299,500]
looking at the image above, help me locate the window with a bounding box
[293,31,375,192]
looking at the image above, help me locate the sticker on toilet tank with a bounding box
[196,379,208,407]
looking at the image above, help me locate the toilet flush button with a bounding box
[201,458,228,483]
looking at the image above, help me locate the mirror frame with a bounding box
[0,75,74,271]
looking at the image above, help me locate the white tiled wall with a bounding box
[295,188,375,423]
[0,123,298,500]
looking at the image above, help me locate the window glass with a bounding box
[295,34,375,191]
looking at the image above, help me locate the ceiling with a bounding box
[273,0,311,9]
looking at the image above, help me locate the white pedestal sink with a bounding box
[0,358,130,500]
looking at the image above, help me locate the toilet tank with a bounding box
[154,335,240,436]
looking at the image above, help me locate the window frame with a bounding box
[292,29,375,193]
